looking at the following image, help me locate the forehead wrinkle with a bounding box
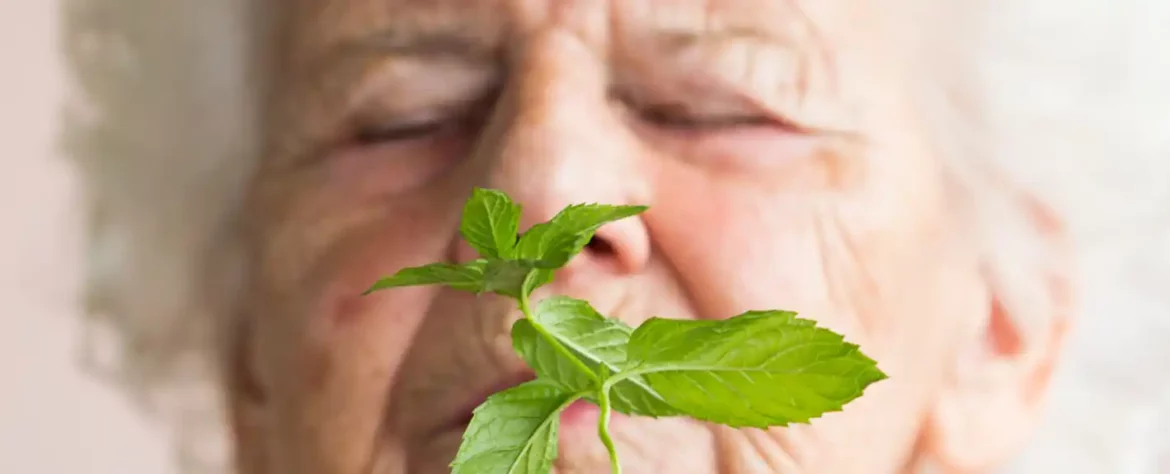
[293,2,510,78]
[328,14,505,60]
[619,0,823,46]
[314,20,504,78]
[614,0,836,89]
[614,0,840,102]
[610,0,855,141]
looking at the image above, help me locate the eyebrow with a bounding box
[316,0,821,65]
[298,17,503,108]
[326,27,501,62]
[608,1,833,94]
[624,0,822,45]
[611,2,853,137]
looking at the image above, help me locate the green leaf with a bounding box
[451,380,578,474]
[511,296,681,417]
[522,269,556,295]
[363,260,487,295]
[625,310,887,428]
[461,188,522,259]
[516,204,648,268]
[482,260,532,298]
[481,260,555,299]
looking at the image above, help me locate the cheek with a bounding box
[651,186,973,473]
[327,128,470,199]
[645,138,871,325]
[649,133,959,334]
[648,138,973,384]
[286,201,461,369]
[649,176,844,329]
[249,192,464,471]
[316,228,446,336]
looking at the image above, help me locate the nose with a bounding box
[455,30,652,279]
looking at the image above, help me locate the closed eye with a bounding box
[353,118,451,145]
[350,88,499,146]
[633,100,800,135]
[612,89,797,134]
[638,104,776,130]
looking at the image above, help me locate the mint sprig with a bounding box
[365,188,887,474]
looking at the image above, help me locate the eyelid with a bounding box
[632,99,770,127]
[612,83,800,133]
[343,60,499,145]
[343,58,497,125]
[353,114,449,144]
[614,34,852,133]
[693,40,852,133]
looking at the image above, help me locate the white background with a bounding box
[0,1,173,473]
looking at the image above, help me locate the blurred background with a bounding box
[1,0,1167,473]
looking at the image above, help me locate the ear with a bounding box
[922,190,1073,473]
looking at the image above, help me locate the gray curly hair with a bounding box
[62,0,1170,472]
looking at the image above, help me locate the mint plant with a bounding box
[365,188,887,474]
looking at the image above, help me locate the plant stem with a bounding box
[518,270,618,472]
[517,271,600,384]
[597,384,622,474]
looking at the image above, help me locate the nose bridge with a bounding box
[455,28,653,297]
[476,31,627,227]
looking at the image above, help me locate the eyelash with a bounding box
[354,118,451,145]
[637,108,776,131]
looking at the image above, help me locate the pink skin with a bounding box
[233,0,1071,473]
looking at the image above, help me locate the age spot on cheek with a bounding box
[331,292,371,327]
[818,140,866,191]
[327,282,437,330]
[319,269,383,328]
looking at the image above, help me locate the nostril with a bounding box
[584,235,616,257]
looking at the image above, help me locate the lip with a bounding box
[439,369,537,434]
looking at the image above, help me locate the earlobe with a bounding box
[922,298,1069,472]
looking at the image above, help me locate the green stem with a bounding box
[597,384,622,474]
[517,271,600,384]
[517,270,617,471]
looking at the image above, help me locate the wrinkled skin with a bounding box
[233,1,1070,473]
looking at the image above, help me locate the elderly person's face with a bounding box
[235,0,1070,473]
